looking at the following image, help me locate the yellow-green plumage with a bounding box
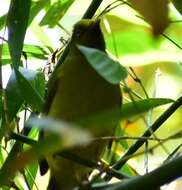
[43,19,122,190]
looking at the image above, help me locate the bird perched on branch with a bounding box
[41,18,122,190]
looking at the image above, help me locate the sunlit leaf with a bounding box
[23,44,49,59]
[1,44,49,65]
[102,15,157,56]
[29,0,51,25]
[25,163,38,189]
[106,30,155,55]
[31,22,54,48]
[40,0,75,28]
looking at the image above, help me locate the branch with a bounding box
[112,96,182,170]
[83,0,103,19]
[10,132,36,146]
[102,155,182,190]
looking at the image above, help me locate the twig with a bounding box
[57,151,128,180]
[92,131,182,142]
[129,67,149,99]
[98,0,126,17]
[162,33,182,50]
[164,143,182,163]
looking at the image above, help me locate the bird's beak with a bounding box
[91,19,101,30]
[95,19,101,26]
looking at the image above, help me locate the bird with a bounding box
[41,18,122,190]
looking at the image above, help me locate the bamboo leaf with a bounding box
[77,45,127,84]
[7,0,31,68]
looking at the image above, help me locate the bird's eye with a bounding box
[75,28,82,37]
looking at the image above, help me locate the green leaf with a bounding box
[0,92,3,121]
[106,30,155,55]
[115,124,129,149]
[0,94,6,141]
[22,129,40,188]
[32,71,46,99]
[5,71,24,122]
[40,0,75,27]
[14,67,45,112]
[31,22,54,48]
[120,98,174,119]
[0,14,7,30]
[7,0,31,68]
[102,15,157,56]
[77,45,127,84]
[23,44,49,59]
[1,44,48,65]
[29,0,51,25]
[171,0,182,15]
[79,98,173,126]
[25,163,38,189]
[5,68,45,121]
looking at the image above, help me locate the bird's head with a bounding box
[71,19,105,51]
